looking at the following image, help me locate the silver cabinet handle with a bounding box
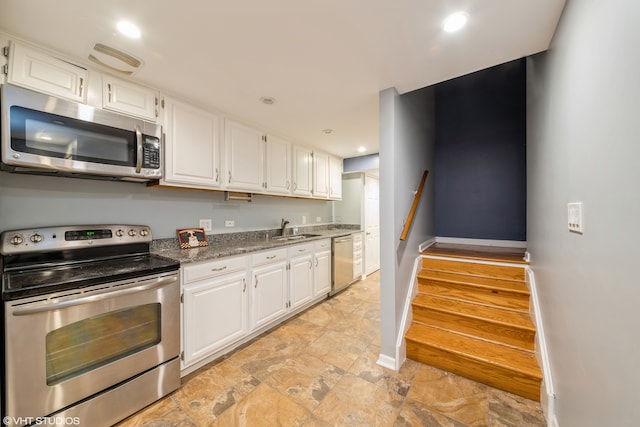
[298,248,306,252]
[309,260,312,270]
[315,258,319,267]
[107,83,112,102]
[286,180,290,189]
[228,170,232,184]
[255,275,258,288]
[79,77,84,97]
[211,266,227,272]
[293,181,297,191]
[243,278,246,292]
[266,255,276,260]
[135,125,143,173]
[215,168,219,182]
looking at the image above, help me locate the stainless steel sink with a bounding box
[272,233,321,241]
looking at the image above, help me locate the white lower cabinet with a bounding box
[288,243,314,309]
[314,239,332,296]
[251,249,288,329]
[181,256,248,368]
[182,271,248,367]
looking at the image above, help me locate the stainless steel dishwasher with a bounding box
[332,234,354,295]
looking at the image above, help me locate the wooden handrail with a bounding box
[400,170,429,241]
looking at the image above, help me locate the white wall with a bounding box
[378,86,435,364]
[527,1,640,425]
[0,172,334,238]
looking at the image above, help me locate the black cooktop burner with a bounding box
[2,252,179,301]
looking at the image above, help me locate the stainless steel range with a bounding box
[1,225,181,427]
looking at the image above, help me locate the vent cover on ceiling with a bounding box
[88,43,143,76]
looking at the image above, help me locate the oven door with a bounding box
[4,271,180,419]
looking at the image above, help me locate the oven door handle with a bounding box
[11,275,178,316]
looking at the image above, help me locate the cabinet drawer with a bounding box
[353,233,363,243]
[288,242,314,257]
[314,239,331,251]
[251,248,287,267]
[353,249,363,261]
[183,256,247,284]
[353,241,363,251]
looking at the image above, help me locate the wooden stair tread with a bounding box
[405,323,541,379]
[418,269,529,295]
[422,243,528,264]
[412,294,535,331]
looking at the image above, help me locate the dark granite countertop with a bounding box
[151,225,361,264]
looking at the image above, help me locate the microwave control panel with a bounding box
[142,136,161,169]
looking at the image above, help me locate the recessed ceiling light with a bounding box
[117,21,141,39]
[322,129,333,134]
[357,146,366,153]
[442,12,468,33]
[259,96,276,105]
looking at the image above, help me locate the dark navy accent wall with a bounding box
[434,59,526,241]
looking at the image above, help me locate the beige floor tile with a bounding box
[210,383,311,427]
[395,400,468,427]
[307,329,369,371]
[313,374,400,426]
[407,365,489,427]
[264,353,346,411]
[116,395,196,426]
[487,389,546,427]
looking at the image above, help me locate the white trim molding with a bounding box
[435,236,527,248]
[526,265,557,426]
[418,237,436,252]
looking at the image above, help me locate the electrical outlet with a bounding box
[316,216,321,223]
[199,219,212,232]
[568,202,583,234]
[302,215,306,225]
[224,220,235,228]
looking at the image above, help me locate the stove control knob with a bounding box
[128,229,137,237]
[30,233,43,243]
[115,229,125,237]
[140,229,149,237]
[9,235,24,245]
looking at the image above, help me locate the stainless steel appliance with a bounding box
[1,225,180,427]
[331,234,355,295]
[1,84,162,181]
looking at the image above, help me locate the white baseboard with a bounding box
[376,354,397,370]
[418,237,436,252]
[435,236,527,248]
[526,265,556,426]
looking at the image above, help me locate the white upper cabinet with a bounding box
[7,41,87,103]
[102,74,158,121]
[162,95,221,188]
[312,151,329,198]
[265,135,291,195]
[224,119,265,192]
[292,145,313,197]
[329,155,343,200]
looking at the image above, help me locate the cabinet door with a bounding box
[8,41,87,103]
[289,249,313,309]
[224,119,265,191]
[314,249,332,296]
[162,96,221,188]
[265,135,291,195]
[312,151,329,198]
[252,261,288,329]
[182,272,248,367]
[103,74,157,121]
[329,156,343,200]
[292,145,312,197]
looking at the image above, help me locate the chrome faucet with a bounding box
[280,218,290,236]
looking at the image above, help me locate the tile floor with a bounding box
[116,271,546,427]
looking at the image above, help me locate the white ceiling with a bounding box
[0,0,565,158]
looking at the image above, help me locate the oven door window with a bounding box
[45,303,161,385]
[10,105,136,167]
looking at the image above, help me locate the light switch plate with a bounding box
[568,202,583,234]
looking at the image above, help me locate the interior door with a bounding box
[364,174,380,275]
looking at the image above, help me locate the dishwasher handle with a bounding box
[334,236,353,243]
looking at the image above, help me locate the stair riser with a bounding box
[418,281,530,311]
[423,258,525,281]
[412,305,536,350]
[406,340,541,401]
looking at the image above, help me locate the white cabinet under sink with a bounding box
[251,249,288,329]
[314,239,332,296]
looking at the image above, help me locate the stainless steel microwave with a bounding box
[1,84,162,181]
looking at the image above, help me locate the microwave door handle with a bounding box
[135,125,143,173]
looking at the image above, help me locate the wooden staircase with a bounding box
[405,244,542,401]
